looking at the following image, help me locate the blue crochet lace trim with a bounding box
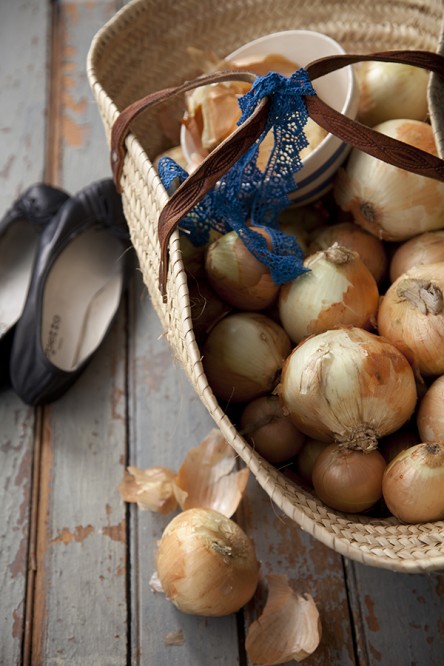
[158,68,316,285]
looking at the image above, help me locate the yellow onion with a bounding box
[312,443,386,513]
[187,278,231,341]
[378,263,444,376]
[296,438,330,484]
[203,312,291,403]
[355,61,429,127]
[239,395,305,463]
[389,231,444,282]
[382,442,444,523]
[205,227,279,310]
[417,375,444,443]
[308,222,388,284]
[334,119,444,241]
[279,244,379,343]
[279,327,417,450]
[156,508,260,616]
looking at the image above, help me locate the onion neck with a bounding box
[335,424,378,452]
[397,278,444,315]
[324,243,356,265]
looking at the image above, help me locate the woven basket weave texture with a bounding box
[88,0,444,572]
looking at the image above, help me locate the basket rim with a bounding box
[87,0,444,573]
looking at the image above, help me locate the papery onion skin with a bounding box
[417,375,444,443]
[312,444,386,513]
[382,442,444,523]
[378,263,444,376]
[389,231,444,283]
[203,312,292,403]
[240,395,305,463]
[355,61,429,127]
[278,244,379,343]
[334,119,444,241]
[308,222,388,284]
[279,327,417,449]
[156,508,260,616]
[205,227,279,311]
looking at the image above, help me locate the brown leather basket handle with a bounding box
[305,50,444,178]
[111,49,444,299]
[110,69,270,297]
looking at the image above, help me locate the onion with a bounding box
[389,231,444,282]
[382,443,444,523]
[308,222,388,284]
[312,443,386,513]
[355,61,429,127]
[417,375,444,443]
[279,327,417,450]
[156,508,260,615]
[279,243,379,343]
[187,278,231,341]
[334,119,444,241]
[203,312,292,403]
[239,395,305,463]
[296,438,330,484]
[205,227,279,311]
[378,262,444,376]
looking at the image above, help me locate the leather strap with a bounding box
[110,49,444,298]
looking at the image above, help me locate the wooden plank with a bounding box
[0,1,50,663]
[27,1,129,663]
[128,275,242,664]
[0,0,49,210]
[239,478,357,665]
[56,0,122,192]
[346,560,444,665]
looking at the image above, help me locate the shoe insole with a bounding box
[41,228,124,371]
[0,220,39,338]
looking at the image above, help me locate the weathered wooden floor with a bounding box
[0,1,443,665]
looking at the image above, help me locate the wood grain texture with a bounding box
[0,0,49,211]
[27,1,129,664]
[127,275,242,665]
[346,560,444,665]
[0,1,49,663]
[239,477,356,666]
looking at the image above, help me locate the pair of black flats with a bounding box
[0,179,132,406]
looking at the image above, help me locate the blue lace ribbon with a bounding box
[158,68,316,285]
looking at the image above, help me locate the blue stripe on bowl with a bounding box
[295,140,350,190]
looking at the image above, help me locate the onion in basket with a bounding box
[417,375,444,443]
[278,327,417,450]
[389,230,444,282]
[334,119,444,241]
[354,61,429,127]
[205,227,279,311]
[203,312,292,403]
[278,243,379,343]
[308,221,388,284]
[378,263,444,376]
[239,394,305,463]
[382,442,444,523]
[312,443,386,513]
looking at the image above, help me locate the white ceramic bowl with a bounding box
[181,30,359,206]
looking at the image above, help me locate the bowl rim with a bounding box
[180,29,358,177]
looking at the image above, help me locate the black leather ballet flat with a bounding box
[0,183,70,385]
[10,178,132,405]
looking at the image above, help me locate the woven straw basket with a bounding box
[88,0,444,572]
